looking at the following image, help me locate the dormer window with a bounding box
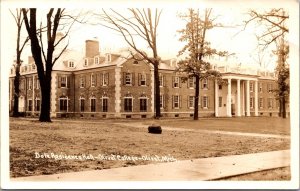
[94,57,99,65]
[32,64,36,70]
[68,61,74,68]
[106,54,111,62]
[84,58,88,67]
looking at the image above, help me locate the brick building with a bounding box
[9,39,289,118]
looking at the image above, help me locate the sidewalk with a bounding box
[12,150,290,181]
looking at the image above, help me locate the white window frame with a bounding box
[125,73,132,85]
[84,58,88,67]
[140,74,146,86]
[159,74,164,87]
[173,95,180,109]
[202,96,208,109]
[36,78,40,89]
[188,77,195,88]
[94,57,99,65]
[61,76,67,88]
[106,54,111,62]
[102,73,109,86]
[268,84,273,93]
[80,77,84,88]
[68,61,74,68]
[59,96,68,112]
[28,78,32,90]
[139,97,147,112]
[174,76,180,88]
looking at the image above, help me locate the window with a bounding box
[250,97,254,108]
[268,84,273,93]
[140,98,147,112]
[250,82,254,92]
[259,83,263,93]
[80,77,85,88]
[124,98,133,112]
[59,96,68,112]
[80,97,85,112]
[219,85,222,90]
[159,74,164,87]
[102,98,108,112]
[36,78,40,89]
[84,58,88,67]
[268,98,273,108]
[160,95,164,109]
[68,61,74,68]
[188,96,194,108]
[61,76,67,88]
[35,99,40,111]
[188,77,195,88]
[94,57,99,65]
[90,97,96,112]
[173,76,180,88]
[218,96,222,107]
[106,54,111,62]
[32,64,36,70]
[202,96,208,108]
[102,73,109,86]
[139,74,146,86]
[125,73,132,85]
[28,79,32,90]
[259,98,263,108]
[133,60,138,64]
[28,99,32,111]
[91,74,96,87]
[202,79,208,89]
[20,80,25,89]
[173,95,180,109]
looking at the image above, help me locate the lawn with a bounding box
[9,117,290,179]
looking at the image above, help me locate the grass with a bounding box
[9,117,290,179]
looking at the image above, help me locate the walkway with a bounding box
[12,150,290,181]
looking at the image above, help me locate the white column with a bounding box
[227,78,232,117]
[246,80,250,116]
[242,81,245,116]
[215,80,218,117]
[114,66,122,117]
[237,79,241,116]
[150,69,155,114]
[254,80,258,116]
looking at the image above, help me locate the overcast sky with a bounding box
[1,0,298,72]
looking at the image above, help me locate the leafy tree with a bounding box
[10,9,29,117]
[244,8,289,118]
[98,8,162,118]
[177,9,227,120]
[22,8,80,122]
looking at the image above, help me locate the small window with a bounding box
[32,64,36,70]
[188,96,194,108]
[68,61,74,68]
[84,58,88,67]
[219,85,222,90]
[80,97,85,112]
[125,73,132,85]
[106,54,111,62]
[202,96,208,108]
[140,74,146,86]
[61,77,67,88]
[250,97,254,109]
[133,60,138,64]
[94,57,99,65]
[173,77,180,88]
[173,95,180,109]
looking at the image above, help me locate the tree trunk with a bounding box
[282,96,286,118]
[278,98,282,117]
[39,74,52,122]
[194,75,200,120]
[153,62,161,118]
[12,63,21,117]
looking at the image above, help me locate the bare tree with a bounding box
[98,8,162,118]
[243,8,289,118]
[10,9,29,117]
[22,8,81,122]
[177,9,227,120]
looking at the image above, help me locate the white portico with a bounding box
[215,75,259,117]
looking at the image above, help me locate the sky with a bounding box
[1,0,299,72]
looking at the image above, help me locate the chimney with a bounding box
[28,56,34,64]
[85,39,100,58]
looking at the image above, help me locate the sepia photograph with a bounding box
[0,0,299,189]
